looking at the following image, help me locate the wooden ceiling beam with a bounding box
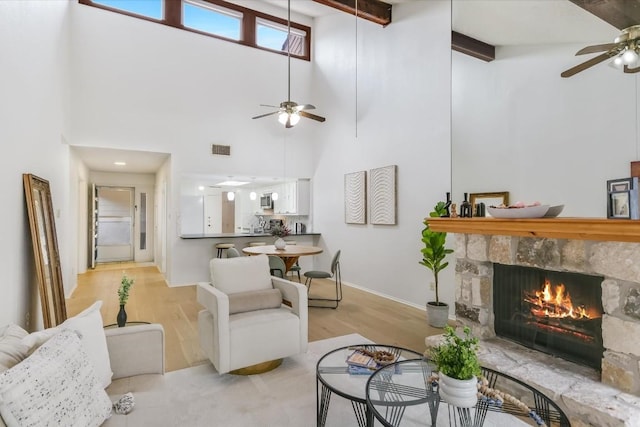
[312,0,392,27]
[569,0,640,30]
[452,31,495,62]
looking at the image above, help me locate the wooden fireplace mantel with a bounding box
[426,217,640,243]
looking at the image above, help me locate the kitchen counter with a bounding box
[180,232,320,239]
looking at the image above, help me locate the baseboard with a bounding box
[342,281,425,311]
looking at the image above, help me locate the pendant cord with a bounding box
[355,0,358,138]
[287,0,291,102]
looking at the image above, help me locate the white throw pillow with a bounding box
[0,325,29,374]
[21,301,112,388]
[212,254,273,294]
[0,329,111,427]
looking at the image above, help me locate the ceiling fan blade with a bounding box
[624,64,640,73]
[252,111,279,119]
[575,43,618,55]
[259,104,280,108]
[295,104,316,111]
[561,52,615,78]
[299,110,326,122]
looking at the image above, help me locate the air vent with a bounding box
[211,144,231,156]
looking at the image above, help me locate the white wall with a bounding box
[68,2,319,285]
[0,1,71,328]
[452,45,638,216]
[311,1,454,312]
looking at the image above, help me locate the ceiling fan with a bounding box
[251,0,326,128]
[561,25,640,77]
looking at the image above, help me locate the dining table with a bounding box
[242,245,323,272]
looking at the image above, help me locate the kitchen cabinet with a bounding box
[274,179,310,215]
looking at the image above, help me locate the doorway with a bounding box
[93,186,135,263]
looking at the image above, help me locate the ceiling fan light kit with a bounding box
[252,0,325,128]
[562,25,640,77]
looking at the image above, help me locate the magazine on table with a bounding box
[345,349,401,375]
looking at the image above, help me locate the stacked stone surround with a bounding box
[449,233,640,426]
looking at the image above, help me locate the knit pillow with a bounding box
[21,301,112,388]
[0,329,112,427]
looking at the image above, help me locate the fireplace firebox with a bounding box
[493,264,604,370]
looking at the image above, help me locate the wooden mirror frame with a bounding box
[469,191,510,209]
[23,174,67,328]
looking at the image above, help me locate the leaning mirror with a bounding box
[23,173,67,328]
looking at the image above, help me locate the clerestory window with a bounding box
[79,0,311,61]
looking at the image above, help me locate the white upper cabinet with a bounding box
[274,179,310,215]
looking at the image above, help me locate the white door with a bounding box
[95,186,134,263]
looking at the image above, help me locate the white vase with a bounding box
[274,237,286,250]
[438,372,478,408]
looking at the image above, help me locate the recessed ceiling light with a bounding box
[198,186,205,191]
[114,161,126,166]
[215,180,249,187]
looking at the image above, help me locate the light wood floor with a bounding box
[67,263,444,372]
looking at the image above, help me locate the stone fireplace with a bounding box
[426,217,640,427]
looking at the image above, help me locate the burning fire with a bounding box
[525,279,592,319]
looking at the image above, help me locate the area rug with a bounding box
[106,334,527,427]
[105,334,373,426]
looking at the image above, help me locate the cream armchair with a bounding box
[197,254,308,374]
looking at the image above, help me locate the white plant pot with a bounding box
[438,372,478,408]
[274,238,286,250]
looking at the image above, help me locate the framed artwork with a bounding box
[607,177,635,192]
[609,191,631,218]
[607,177,639,220]
[369,165,397,225]
[344,171,366,224]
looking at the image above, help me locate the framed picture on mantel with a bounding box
[607,177,639,220]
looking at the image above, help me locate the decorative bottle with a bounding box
[442,192,452,217]
[460,193,473,218]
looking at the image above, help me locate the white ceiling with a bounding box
[73,0,620,175]
[71,146,169,174]
[452,0,619,46]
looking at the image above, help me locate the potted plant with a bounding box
[117,273,134,327]
[420,201,454,327]
[270,224,291,250]
[431,325,481,408]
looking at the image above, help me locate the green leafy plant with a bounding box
[118,273,134,306]
[420,201,454,304]
[431,325,481,380]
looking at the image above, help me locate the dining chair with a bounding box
[225,247,241,258]
[283,241,301,282]
[304,250,342,309]
[268,255,286,278]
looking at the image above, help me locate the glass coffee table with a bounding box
[316,344,424,427]
[366,359,570,427]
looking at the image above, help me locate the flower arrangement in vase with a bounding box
[270,224,291,250]
[117,273,134,327]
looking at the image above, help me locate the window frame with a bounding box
[78,0,312,61]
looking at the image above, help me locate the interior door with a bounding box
[95,186,134,263]
[221,192,235,233]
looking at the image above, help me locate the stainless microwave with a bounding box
[260,194,273,208]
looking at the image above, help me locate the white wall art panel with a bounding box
[344,171,366,224]
[370,165,397,225]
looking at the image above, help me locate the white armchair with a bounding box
[197,254,308,374]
